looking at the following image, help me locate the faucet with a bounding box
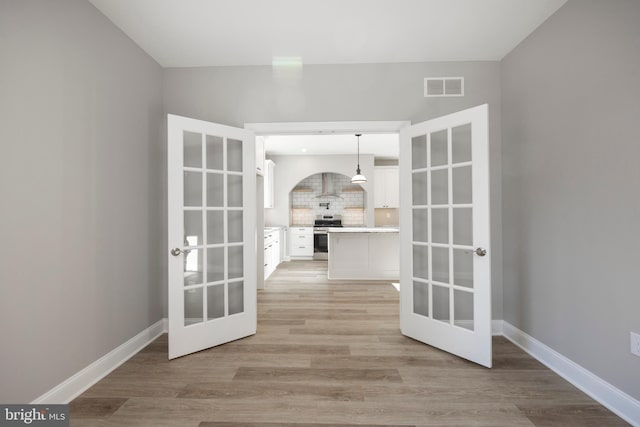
[319,202,330,210]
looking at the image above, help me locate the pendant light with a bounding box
[351,133,367,183]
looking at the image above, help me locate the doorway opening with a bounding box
[246,106,492,367]
[245,120,406,290]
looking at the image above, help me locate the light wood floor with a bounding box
[70,260,628,426]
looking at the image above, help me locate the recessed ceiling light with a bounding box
[301,148,308,153]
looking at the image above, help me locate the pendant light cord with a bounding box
[356,133,362,174]
[351,133,366,183]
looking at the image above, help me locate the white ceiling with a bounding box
[88,0,566,158]
[89,0,567,68]
[264,133,399,158]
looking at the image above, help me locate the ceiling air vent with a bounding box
[424,77,464,97]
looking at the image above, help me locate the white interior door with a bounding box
[399,104,491,367]
[168,114,256,359]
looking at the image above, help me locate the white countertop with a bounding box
[328,227,399,233]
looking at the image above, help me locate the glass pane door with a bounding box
[399,105,491,368]
[168,115,256,360]
[182,131,246,326]
[410,124,475,330]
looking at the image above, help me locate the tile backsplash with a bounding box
[290,173,365,226]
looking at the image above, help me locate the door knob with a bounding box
[474,247,487,257]
[171,248,191,256]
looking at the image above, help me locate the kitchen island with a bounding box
[327,228,399,280]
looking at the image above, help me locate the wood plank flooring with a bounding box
[70,260,629,426]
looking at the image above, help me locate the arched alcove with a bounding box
[289,172,366,226]
[264,154,375,227]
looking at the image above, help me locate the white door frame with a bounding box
[244,121,411,135]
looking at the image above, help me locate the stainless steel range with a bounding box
[313,215,342,260]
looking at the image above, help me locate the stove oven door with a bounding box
[313,231,329,259]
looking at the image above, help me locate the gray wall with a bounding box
[163,61,504,320]
[0,0,164,402]
[501,0,640,399]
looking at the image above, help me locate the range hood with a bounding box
[315,173,342,198]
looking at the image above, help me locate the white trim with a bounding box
[502,321,640,427]
[31,319,167,404]
[492,320,503,336]
[244,120,411,135]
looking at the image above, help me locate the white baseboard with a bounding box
[32,318,168,404]
[492,320,503,336]
[502,321,640,426]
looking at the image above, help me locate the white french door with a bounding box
[399,104,491,367]
[167,114,256,360]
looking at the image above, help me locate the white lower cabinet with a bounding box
[288,227,313,258]
[330,234,369,270]
[279,228,286,262]
[264,228,283,279]
[264,243,273,278]
[328,232,399,280]
[272,234,280,273]
[369,233,400,278]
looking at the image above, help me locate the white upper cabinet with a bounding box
[264,159,275,208]
[374,166,399,208]
[255,135,265,175]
